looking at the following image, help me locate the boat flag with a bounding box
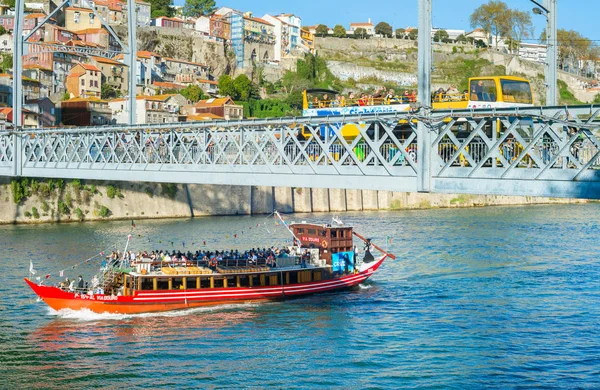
[132,220,136,228]
[59,270,64,277]
[29,260,36,275]
[234,234,237,238]
[45,274,50,279]
[128,234,132,240]
[387,236,393,244]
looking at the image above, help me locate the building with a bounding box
[0,15,14,32]
[163,58,209,84]
[136,0,151,26]
[61,97,111,126]
[194,15,210,35]
[65,7,103,31]
[197,79,218,95]
[349,20,374,36]
[242,13,276,66]
[466,28,489,45]
[209,13,230,40]
[23,13,53,42]
[276,14,301,52]
[261,14,289,61]
[66,63,102,98]
[89,56,128,92]
[109,94,188,124]
[431,28,466,42]
[0,107,40,128]
[187,97,243,120]
[152,16,186,29]
[300,28,315,54]
[0,31,13,52]
[0,73,12,106]
[24,97,56,127]
[519,42,547,64]
[23,64,52,98]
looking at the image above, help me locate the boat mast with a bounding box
[274,211,302,247]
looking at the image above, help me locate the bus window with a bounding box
[470,79,497,102]
[500,79,533,104]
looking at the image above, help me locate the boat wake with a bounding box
[47,302,263,321]
[358,283,373,290]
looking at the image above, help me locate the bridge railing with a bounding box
[2,105,600,197]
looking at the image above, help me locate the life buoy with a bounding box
[321,240,328,249]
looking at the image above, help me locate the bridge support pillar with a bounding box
[417,0,432,192]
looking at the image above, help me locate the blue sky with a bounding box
[176,0,599,42]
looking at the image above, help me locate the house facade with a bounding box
[61,97,112,126]
[66,63,102,98]
[188,97,243,120]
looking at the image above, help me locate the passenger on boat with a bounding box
[68,278,76,292]
[77,275,84,290]
[301,250,310,268]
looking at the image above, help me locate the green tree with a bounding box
[149,0,174,18]
[456,34,468,43]
[3,0,14,9]
[333,25,347,38]
[101,84,120,100]
[395,28,406,39]
[182,0,215,17]
[506,9,533,52]
[315,24,329,37]
[408,28,418,40]
[180,85,204,102]
[0,54,12,73]
[470,0,510,49]
[233,74,253,101]
[375,22,392,37]
[353,27,368,39]
[433,29,449,43]
[0,26,6,35]
[218,74,237,98]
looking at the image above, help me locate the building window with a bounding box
[89,13,95,24]
[94,80,98,87]
[81,79,84,86]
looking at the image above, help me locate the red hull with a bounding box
[25,257,386,314]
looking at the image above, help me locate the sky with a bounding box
[176,0,600,42]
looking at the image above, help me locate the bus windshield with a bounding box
[500,79,533,104]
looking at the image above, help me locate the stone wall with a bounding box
[0,177,586,225]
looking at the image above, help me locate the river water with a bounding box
[1,205,599,388]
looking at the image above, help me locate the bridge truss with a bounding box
[2,105,600,199]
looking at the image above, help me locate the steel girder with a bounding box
[1,106,600,198]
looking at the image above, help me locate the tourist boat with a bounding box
[25,217,395,315]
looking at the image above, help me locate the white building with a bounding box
[466,28,489,44]
[277,14,301,52]
[349,19,375,36]
[194,15,210,35]
[262,14,290,61]
[431,28,466,42]
[519,42,547,63]
[109,94,187,125]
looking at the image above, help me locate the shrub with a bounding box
[41,201,49,213]
[24,211,32,218]
[57,201,70,216]
[161,183,178,199]
[38,183,51,198]
[106,185,117,199]
[81,190,91,205]
[65,192,73,208]
[31,207,39,219]
[11,179,24,204]
[30,179,39,194]
[74,207,84,221]
[145,187,154,198]
[71,179,82,192]
[96,205,110,218]
[90,185,97,194]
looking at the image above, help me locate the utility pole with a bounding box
[417,0,432,192]
[545,0,557,106]
[127,0,138,125]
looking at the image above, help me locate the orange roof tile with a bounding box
[187,113,223,121]
[24,13,47,19]
[244,16,273,26]
[66,7,95,12]
[197,79,218,85]
[78,63,101,71]
[75,28,108,35]
[91,56,123,65]
[152,81,185,90]
[195,97,235,107]
[164,57,205,67]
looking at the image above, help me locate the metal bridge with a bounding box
[2,105,600,199]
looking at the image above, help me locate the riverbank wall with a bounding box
[0,178,587,225]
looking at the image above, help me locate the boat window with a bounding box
[308,228,316,234]
[331,230,337,238]
[319,230,326,236]
[297,228,304,234]
[157,279,169,290]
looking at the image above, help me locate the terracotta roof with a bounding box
[197,79,218,85]
[244,16,273,26]
[110,94,177,102]
[23,64,52,71]
[24,13,47,19]
[152,81,186,90]
[66,7,95,12]
[77,63,101,71]
[195,97,235,107]
[187,113,223,121]
[75,28,108,34]
[63,97,107,103]
[350,22,373,27]
[155,16,185,22]
[0,74,10,77]
[91,56,123,65]
[66,72,85,77]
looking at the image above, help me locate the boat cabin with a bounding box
[290,223,354,266]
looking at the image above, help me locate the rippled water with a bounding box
[1,205,600,388]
